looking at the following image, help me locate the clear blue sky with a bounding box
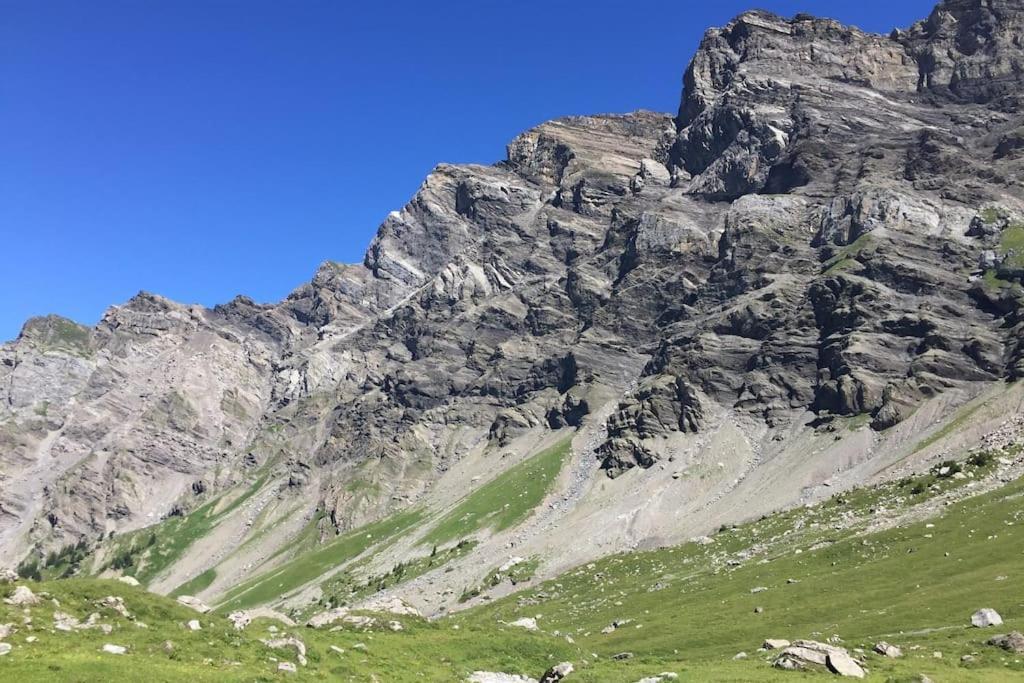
[1,0,937,341]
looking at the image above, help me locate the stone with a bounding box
[53,611,81,632]
[826,651,866,678]
[509,617,538,631]
[176,595,210,613]
[539,661,573,682]
[96,596,132,619]
[4,586,39,606]
[102,643,126,655]
[774,640,854,671]
[971,608,1003,627]
[262,636,307,667]
[117,576,140,587]
[0,568,18,584]
[277,661,297,673]
[874,641,902,658]
[187,619,201,631]
[227,611,251,630]
[306,607,350,629]
[988,631,1024,654]
[763,639,790,650]
[0,643,11,656]
[612,652,634,660]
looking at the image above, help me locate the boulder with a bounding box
[96,595,132,619]
[774,640,857,672]
[510,617,538,631]
[0,643,11,656]
[116,576,140,587]
[988,631,1024,654]
[826,651,866,678]
[227,611,251,630]
[4,586,40,606]
[262,636,307,666]
[176,595,210,613]
[763,639,790,650]
[874,641,902,657]
[278,661,297,673]
[971,608,1003,627]
[187,619,201,631]
[102,643,126,655]
[0,568,19,584]
[53,611,81,632]
[539,661,573,682]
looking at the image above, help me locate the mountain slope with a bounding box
[2,0,1024,623]
[1,429,1022,681]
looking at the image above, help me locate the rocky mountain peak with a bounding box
[901,0,1024,104]
[14,315,92,352]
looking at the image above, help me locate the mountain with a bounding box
[2,0,1024,627]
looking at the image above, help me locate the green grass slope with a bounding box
[5,447,1024,681]
[456,453,1024,680]
[216,508,424,612]
[420,436,572,547]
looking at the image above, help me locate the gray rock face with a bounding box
[2,1,1024,599]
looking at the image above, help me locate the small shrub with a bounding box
[968,451,993,468]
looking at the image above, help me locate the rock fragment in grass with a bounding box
[971,608,1003,627]
[763,639,790,650]
[510,617,538,631]
[4,586,39,606]
[539,661,573,682]
[988,631,1024,653]
[826,651,865,678]
[176,595,210,613]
